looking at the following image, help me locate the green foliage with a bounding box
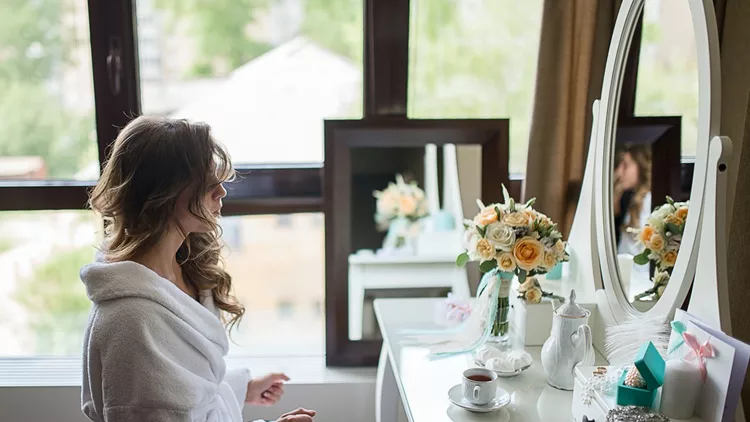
[456,252,470,267]
[0,0,63,83]
[665,222,682,236]
[155,0,273,76]
[634,249,652,265]
[408,0,544,172]
[0,0,96,179]
[479,259,497,273]
[13,246,93,355]
[301,0,363,62]
[0,81,96,178]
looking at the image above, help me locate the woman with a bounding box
[613,144,652,257]
[80,116,316,422]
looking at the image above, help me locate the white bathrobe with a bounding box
[80,258,251,422]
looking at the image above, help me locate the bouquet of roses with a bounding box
[373,174,429,231]
[455,185,569,338]
[628,197,688,300]
[456,186,570,282]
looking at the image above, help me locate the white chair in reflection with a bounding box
[348,144,471,340]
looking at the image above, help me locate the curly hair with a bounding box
[89,115,244,329]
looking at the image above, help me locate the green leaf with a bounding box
[502,184,510,206]
[524,197,536,208]
[495,206,503,219]
[477,225,487,237]
[633,249,651,265]
[666,196,675,207]
[456,252,470,267]
[509,198,516,212]
[665,222,681,235]
[517,270,527,284]
[479,260,498,273]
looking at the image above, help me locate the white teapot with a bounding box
[541,289,595,390]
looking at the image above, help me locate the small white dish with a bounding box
[448,384,511,413]
[474,361,532,377]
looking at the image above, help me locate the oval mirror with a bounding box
[594,0,721,320]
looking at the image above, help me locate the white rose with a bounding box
[485,222,516,252]
[463,229,479,259]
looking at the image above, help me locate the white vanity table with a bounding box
[373,298,608,422]
[369,0,739,420]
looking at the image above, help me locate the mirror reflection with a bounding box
[348,145,477,340]
[612,0,698,312]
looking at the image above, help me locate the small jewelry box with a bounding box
[616,342,665,407]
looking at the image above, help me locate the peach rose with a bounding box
[543,251,558,271]
[522,209,538,223]
[513,237,545,271]
[648,233,665,252]
[504,212,530,227]
[661,250,678,268]
[476,238,496,261]
[399,196,418,215]
[665,214,683,226]
[524,287,543,304]
[554,240,565,256]
[496,252,517,272]
[676,206,688,222]
[474,207,499,226]
[638,226,655,244]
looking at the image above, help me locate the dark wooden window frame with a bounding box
[324,118,510,366]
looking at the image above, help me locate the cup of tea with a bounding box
[462,368,497,405]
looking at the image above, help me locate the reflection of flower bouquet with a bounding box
[456,185,570,282]
[373,174,428,230]
[517,277,565,304]
[628,196,688,300]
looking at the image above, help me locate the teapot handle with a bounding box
[571,324,595,366]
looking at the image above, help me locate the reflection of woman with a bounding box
[613,145,652,257]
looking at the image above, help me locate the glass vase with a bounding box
[485,270,513,344]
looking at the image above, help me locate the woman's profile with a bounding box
[613,144,652,258]
[79,116,316,422]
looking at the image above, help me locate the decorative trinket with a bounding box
[606,406,669,422]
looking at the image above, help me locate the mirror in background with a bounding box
[348,145,479,340]
[612,0,697,313]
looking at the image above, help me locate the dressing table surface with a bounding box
[374,298,607,422]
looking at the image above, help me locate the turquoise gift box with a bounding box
[616,342,666,407]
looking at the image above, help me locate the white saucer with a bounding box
[475,361,532,377]
[447,384,511,413]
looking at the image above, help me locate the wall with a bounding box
[721,0,750,411]
[0,382,376,422]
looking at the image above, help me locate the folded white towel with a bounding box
[80,257,250,422]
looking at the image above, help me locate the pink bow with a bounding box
[682,332,714,382]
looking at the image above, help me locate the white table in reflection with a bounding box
[374,298,606,422]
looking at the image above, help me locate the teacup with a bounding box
[462,367,497,405]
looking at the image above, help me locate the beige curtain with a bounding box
[523,0,622,236]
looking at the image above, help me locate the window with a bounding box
[634,0,699,157]
[222,214,324,356]
[0,0,98,181]
[137,0,363,165]
[0,211,99,356]
[407,0,543,174]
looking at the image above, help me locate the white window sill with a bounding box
[0,355,376,387]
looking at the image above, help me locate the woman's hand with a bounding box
[245,373,289,406]
[277,408,316,421]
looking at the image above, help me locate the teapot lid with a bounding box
[555,289,588,318]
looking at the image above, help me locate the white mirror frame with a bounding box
[593,0,722,323]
